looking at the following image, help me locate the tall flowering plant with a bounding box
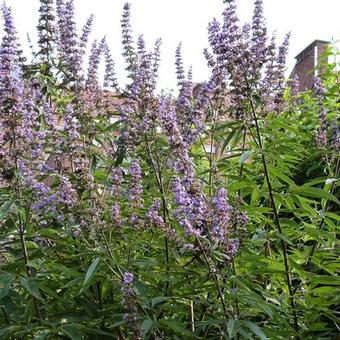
[0,0,338,339]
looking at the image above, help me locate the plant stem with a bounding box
[145,138,170,291]
[99,230,123,278]
[239,125,247,178]
[11,126,42,324]
[231,258,240,318]
[249,97,299,334]
[196,237,229,319]
[229,124,247,326]
[18,215,42,324]
[190,300,195,332]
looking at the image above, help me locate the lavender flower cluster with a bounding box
[121,272,140,337]
[206,0,291,116]
[313,77,339,152]
[0,1,254,335]
[146,199,182,245]
[18,160,77,217]
[175,44,216,145]
[129,160,143,208]
[171,176,246,257]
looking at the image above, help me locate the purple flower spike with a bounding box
[123,272,134,286]
[121,271,140,336]
[211,188,231,242]
[129,160,143,207]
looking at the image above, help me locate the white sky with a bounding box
[2,0,340,90]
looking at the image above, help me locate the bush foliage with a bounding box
[0,0,339,338]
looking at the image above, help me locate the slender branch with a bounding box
[99,230,123,278]
[18,215,42,324]
[239,125,247,178]
[190,300,195,332]
[196,237,229,319]
[248,96,299,334]
[231,258,241,318]
[13,150,42,324]
[145,137,170,290]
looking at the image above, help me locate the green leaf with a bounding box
[0,326,23,339]
[294,195,317,216]
[0,273,14,299]
[227,319,240,338]
[31,330,51,340]
[274,230,293,245]
[39,228,61,239]
[151,296,170,307]
[290,186,340,205]
[267,164,295,186]
[81,325,125,336]
[92,170,107,181]
[160,320,196,338]
[141,319,154,335]
[61,325,83,340]
[228,180,256,192]
[243,321,268,340]
[20,277,42,300]
[0,201,13,221]
[326,212,340,222]
[100,279,112,299]
[80,257,101,293]
[39,283,61,299]
[239,150,252,166]
[251,186,261,204]
[220,126,242,154]
[24,298,34,324]
[310,275,340,287]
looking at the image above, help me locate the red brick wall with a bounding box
[290,40,329,92]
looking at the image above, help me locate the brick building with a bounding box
[289,39,329,92]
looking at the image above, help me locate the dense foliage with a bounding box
[0,0,339,338]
